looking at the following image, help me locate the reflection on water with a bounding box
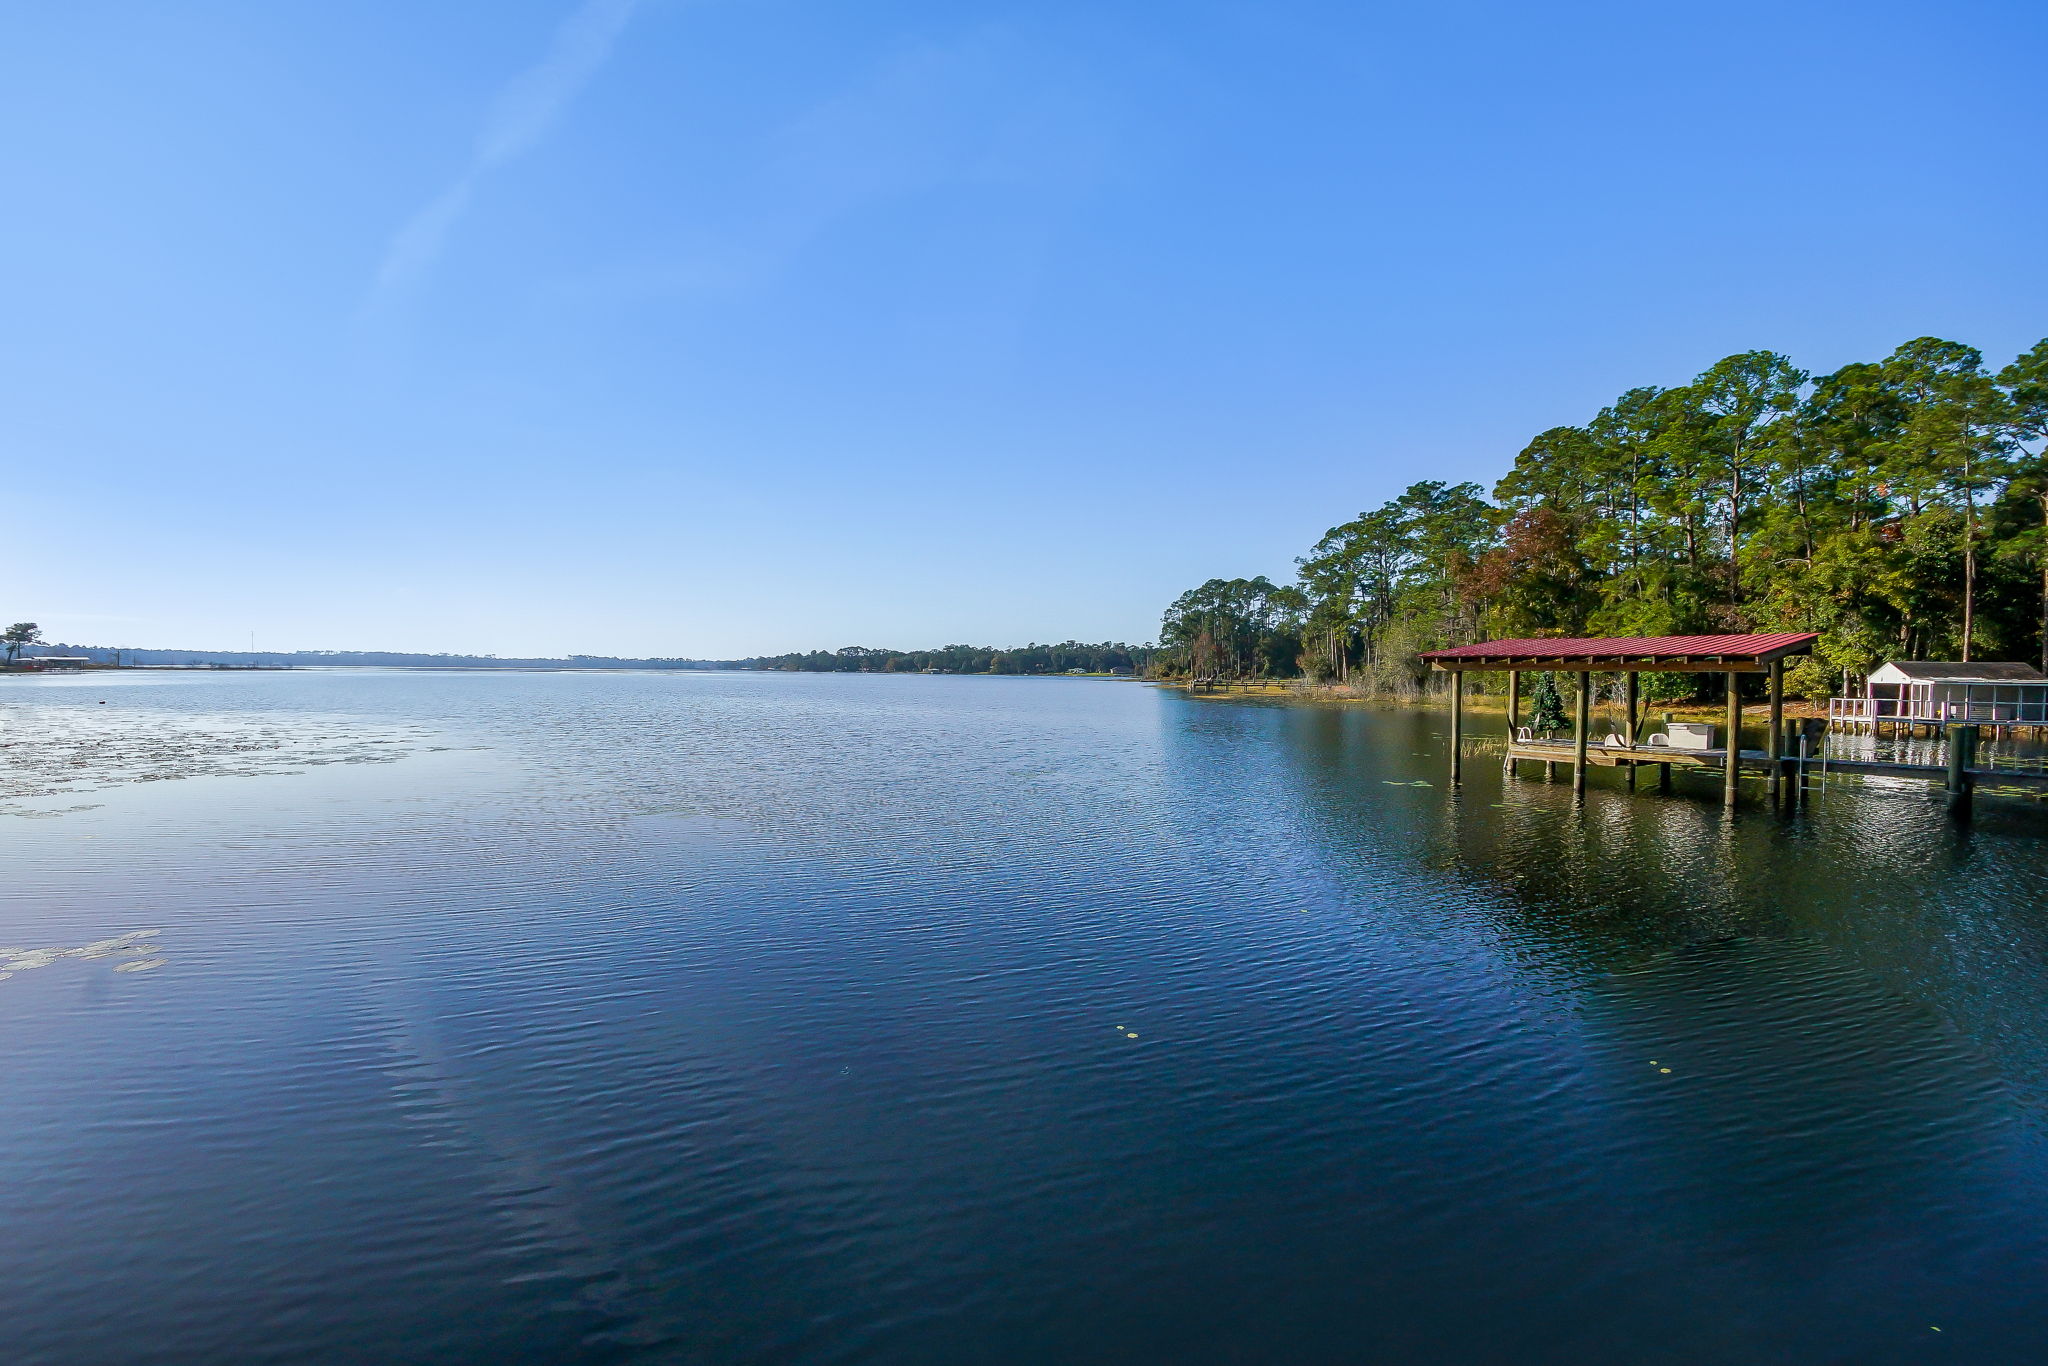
[1821,723,2048,773]
[2,671,2047,1364]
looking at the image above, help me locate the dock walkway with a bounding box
[1505,736,2048,794]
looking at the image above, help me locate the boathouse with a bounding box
[3,656,91,672]
[1419,633,1820,806]
[1830,661,2048,733]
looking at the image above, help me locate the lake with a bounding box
[4,668,2047,1364]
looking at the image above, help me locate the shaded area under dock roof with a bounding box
[1420,633,1819,673]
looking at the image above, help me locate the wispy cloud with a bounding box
[365,0,643,311]
[544,29,1120,305]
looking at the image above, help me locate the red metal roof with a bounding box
[1420,632,1819,662]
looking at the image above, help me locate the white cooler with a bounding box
[1660,722,1717,751]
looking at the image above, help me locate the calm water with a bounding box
[5,670,2048,1364]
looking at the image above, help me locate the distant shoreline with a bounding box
[16,639,1156,676]
[2,659,1148,679]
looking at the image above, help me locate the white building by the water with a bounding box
[1831,660,2048,729]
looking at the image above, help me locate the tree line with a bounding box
[1159,335,2048,699]
[8,638,1154,675]
[24,643,722,669]
[738,642,1153,675]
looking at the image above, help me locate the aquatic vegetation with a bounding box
[0,706,434,815]
[0,930,164,981]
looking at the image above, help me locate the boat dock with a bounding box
[1421,633,2043,813]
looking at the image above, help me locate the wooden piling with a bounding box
[1450,670,1464,786]
[1573,671,1590,797]
[1624,672,1639,790]
[1767,659,1783,802]
[1546,675,1555,779]
[1723,672,1741,808]
[1946,723,1978,813]
[1505,670,1519,777]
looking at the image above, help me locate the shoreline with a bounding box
[1155,678,1838,722]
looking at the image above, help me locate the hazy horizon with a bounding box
[7,0,2046,657]
[27,637,1153,661]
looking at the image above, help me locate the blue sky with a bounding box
[5,0,2045,657]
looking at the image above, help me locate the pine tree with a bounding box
[1527,671,1569,735]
